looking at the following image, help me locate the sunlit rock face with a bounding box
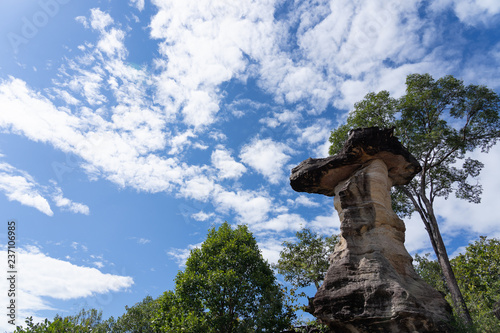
[290,127,451,333]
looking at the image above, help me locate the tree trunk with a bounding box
[400,185,473,326]
[424,203,473,327]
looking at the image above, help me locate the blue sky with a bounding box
[1,0,500,330]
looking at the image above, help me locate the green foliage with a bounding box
[112,295,159,332]
[15,317,78,333]
[155,222,295,332]
[289,319,330,333]
[453,237,500,332]
[329,73,500,324]
[414,237,500,332]
[274,228,338,292]
[329,74,500,218]
[15,309,107,333]
[413,253,448,295]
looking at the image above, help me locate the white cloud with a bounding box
[0,163,53,216]
[212,186,272,225]
[138,238,151,245]
[258,237,286,265]
[298,121,332,146]
[167,242,203,267]
[93,261,105,268]
[260,109,302,128]
[97,28,127,58]
[192,211,215,221]
[253,213,307,233]
[0,246,133,332]
[151,0,262,128]
[129,0,145,11]
[52,186,90,215]
[432,145,500,240]
[211,146,247,180]
[75,15,89,28]
[90,8,114,32]
[309,209,341,236]
[178,175,215,202]
[288,195,321,208]
[240,138,293,184]
[431,0,500,25]
[404,214,434,254]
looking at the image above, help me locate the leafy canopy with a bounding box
[329,73,500,217]
[155,222,294,332]
[274,228,338,292]
[414,237,500,333]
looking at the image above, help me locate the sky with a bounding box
[0,0,499,330]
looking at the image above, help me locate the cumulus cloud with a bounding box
[192,211,215,222]
[433,145,500,240]
[431,0,500,25]
[150,0,260,128]
[0,246,133,331]
[252,213,307,233]
[90,8,114,32]
[240,138,294,184]
[97,28,127,58]
[178,175,215,202]
[212,186,272,225]
[288,195,321,208]
[211,146,247,180]
[309,210,341,236]
[258,237,286,265]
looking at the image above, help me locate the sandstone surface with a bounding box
[290,127,451,333]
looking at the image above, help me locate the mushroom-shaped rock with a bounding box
[290,127,421,196]
[290,127,451,333]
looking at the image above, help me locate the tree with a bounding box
[112,295,159,332]
[155,222,294,332]
[273,228,337,332]
[453,237,500,332]
[274,228,338,293]
[15,309,108,333]
[329,73,500,326]
[414,237,500,332]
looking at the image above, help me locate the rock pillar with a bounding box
[290,127,451,333]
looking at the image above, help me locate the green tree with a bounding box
[274,228,338,293]
[15,317,78,333]
[413,253,448,295]
[155,222,294,332]
[454,237,500,332]
[414,237,500,332]
[273,228,337,333]
[329,73,500,326]
[112,295,159,332]
[15,309,108,333]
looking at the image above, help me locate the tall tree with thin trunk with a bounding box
[329,73,500,326]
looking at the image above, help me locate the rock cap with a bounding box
[290,127,421,196]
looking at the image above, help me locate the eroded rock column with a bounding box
[314,159,450,332]
[290,127,451,333]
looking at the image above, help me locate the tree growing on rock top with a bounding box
[329,73,500,327]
